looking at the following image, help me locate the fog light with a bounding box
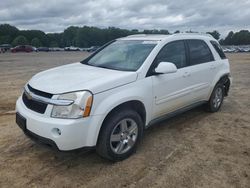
[52,128,61,137]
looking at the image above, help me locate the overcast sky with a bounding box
[0,0,250,36]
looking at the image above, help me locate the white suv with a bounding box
[16,34,231,161]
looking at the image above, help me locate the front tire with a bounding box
[96,109,143,161]
[206,83,224,112]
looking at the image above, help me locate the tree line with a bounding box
[220,30,250,45]
[0,24,249,48]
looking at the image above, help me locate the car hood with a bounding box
[28,62,138,94]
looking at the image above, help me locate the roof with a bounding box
[119,33,214,41]
[120,34,168,41]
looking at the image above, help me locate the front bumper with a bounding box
[16,97,105,151]
[16,113,59,150]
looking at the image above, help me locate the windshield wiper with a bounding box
[95,64,108,68]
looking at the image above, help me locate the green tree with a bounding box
[4,23,250,47]
[219,39,225,45]
[12,35,28,46]
[31,37,42,47]
[231,30,250,45]
[63,26,78,46]
[224,31,234,45]
[206,30,220,40]
[0,24,19,40]
[0,35,11,44]
[47,33,63,47]
[221,30,250,45]
[19,30,47,46]
[159,29,169,34]
[50,41,59,47]
[131,29,139,33]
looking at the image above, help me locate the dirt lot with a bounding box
[0,52,249,188]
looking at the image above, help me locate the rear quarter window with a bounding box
[210,40,227,59]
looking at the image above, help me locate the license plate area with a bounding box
[16,112,27,131]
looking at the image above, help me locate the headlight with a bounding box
[51,91,93,119]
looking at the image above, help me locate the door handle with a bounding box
[183,72,191,77]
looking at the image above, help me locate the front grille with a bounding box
[22,85,53,114]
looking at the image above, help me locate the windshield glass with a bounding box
[84,40,157,71]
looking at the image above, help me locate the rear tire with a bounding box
[96,109,143,161]
[206,83,224,112]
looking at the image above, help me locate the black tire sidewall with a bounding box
[208,83,224,112]
[97,109,143,161]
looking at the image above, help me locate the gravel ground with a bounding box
[0,52,249,188]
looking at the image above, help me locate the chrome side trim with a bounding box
[24,85,74,106]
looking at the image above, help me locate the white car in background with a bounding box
[64,46,80,51]
[16,33,231,161]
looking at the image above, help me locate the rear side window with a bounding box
[187,40,214,65]
[155,40,187,69]
[210,40,226,59]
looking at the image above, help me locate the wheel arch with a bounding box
[215,73,231,96]
[210,73,231,98]
[96,100,146,143]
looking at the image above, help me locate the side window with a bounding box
[155,40,187,69]
[187,40,214,65]
[210,40,226,59]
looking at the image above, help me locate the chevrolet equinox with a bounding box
[16,34,231,161]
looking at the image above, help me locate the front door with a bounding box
[151,40,191,119]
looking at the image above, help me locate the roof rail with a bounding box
[126,34,169,37]
[172,32,213,37]
[126,34,148,37]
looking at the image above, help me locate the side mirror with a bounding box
[155,62,177,74]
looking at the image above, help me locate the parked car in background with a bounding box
[80,47,90,51]
[64,46,80,51]
[87,46,100,52]
[222,47,235,53]
[222,45,250,53]
[32,47,38,52]
[11,45,34,53]
[49,47,64,52]
[236,47,250,53]
[0,44,12,53]
[37,47,50,52]
[0,47,4,53]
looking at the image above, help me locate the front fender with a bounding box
[89,78,153,145]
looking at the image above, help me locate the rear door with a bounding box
[185,39,216,102]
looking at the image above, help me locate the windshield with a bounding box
[83,40,157,71]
